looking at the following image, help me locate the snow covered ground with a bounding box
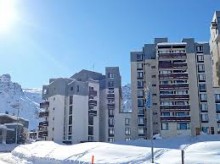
[0,134,220,164]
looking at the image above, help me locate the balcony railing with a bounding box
[39,121,49,127]
[160,105,190,110]
[89,110,97,116]
[159,84,189,89]
[160,95,189,99]
[158,53,187,59]
[39,111,49,117]
[159,63,187,69]
[40,101,49,109]
[159,73,188,79]
[160,116,191,122]
[107,94,115,99]
[88,100,97,106]
[38,131,48,137]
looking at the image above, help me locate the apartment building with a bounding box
[39,67,131,144]
[210,11,220,87]
[131,38,218,139]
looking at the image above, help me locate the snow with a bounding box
[0,135,220,164]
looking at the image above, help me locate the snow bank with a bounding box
[3,135,220,164]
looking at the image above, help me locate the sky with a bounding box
[0,0,220,88]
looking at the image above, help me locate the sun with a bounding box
[0,0,18,32]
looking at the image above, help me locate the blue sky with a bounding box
[0,0,220,88]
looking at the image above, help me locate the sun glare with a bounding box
[0,0,18,32]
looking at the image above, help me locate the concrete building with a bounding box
[0,113,29,144]
[131,38,218,139]
[39,67,131,144]
[210,11,220,87]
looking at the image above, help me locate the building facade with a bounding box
[210,11,220,87]
[39,67,131,144]
[131,38,218,139]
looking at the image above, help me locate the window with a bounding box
[137,90,144,97]
[152,84,156,87]
[138,127,144,135]
[198,74,206,82]
[138,99,144,107]
[108,118,114,126]
[137,81,144,88]
[109,128,114,136]
[68,126,72,135]
[201,113,209,122]
[161,112,170,116]
[215,94,220,102]
[137,54,143,61]
[197,55,204,62]
[125,118,130,126]
[108,73,114,79]
[201,127,209,133]
[69,106,72,115]
[161,123,169,130]
[69,96,73,105]
[199,84,206,92]
[138,117,144,125]
[200,94,207,102]
[177,123,190,130]
[137,63,143,70]
[89,115,94,125]
[137,72,144,79]
[70,87,73,91]
[200,103,208,112]
[216,103,220,112]
[151,75,156,78]
[108,81,114,88]
[151,66,156,69]
[138,108,144,115]
[77,85,80,92]
[198,64,205,72]
[69,116,72,125]
[153,103,157,105]
[108,109,114,116]
[88,126,93,135]
[217,113,220,121]
[196,45,203,53]
[125,127,131,135]
[108,138,115,142]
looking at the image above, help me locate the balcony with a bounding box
[107,94,115,99]
[160,116,190,122]
[211,22,218,29]
[40,101,49,109]
[89,90,97,97]
[159,84,189,89]
[89,110,97,116]
[160,105,190,110]
[160,95,189,99]
[159,73,188,79]
[39,111,49,117]
[39,121,49,127]
[159,63,187,69]
[158,53,187,59]
[38,131,48,137]
[88,100,97,106]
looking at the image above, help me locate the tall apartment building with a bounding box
[210,11,220,87]
[131,38,218,139]
[38,67,131,144]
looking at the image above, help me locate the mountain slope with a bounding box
[0,74,41,130]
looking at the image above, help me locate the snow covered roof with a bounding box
[4,122,24,126]
[0,124,15,131]
[0,113,28,122]
[157,42,187,46]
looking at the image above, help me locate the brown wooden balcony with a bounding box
[160,116,191,122]
[40,101,49,109]
[39,111,49,117]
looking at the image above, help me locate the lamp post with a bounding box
[145,84,154,163]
